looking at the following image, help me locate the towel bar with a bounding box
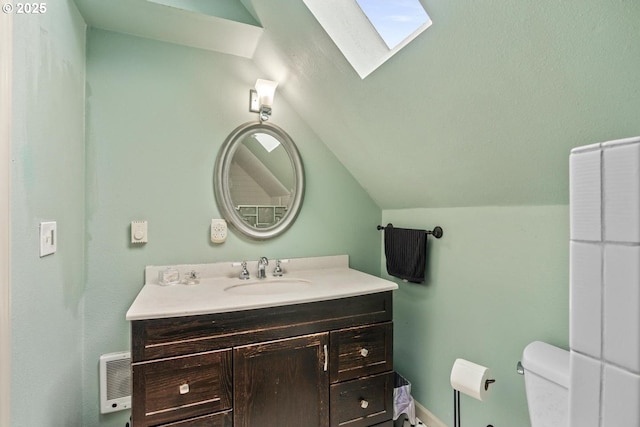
[377,224,443,239]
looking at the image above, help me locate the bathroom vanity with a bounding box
[126,256,398,427]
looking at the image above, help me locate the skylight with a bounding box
[355,0,430,49]
[303,0,432,78]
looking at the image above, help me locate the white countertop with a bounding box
[126,255,398,320]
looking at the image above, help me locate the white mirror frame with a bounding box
[214,121,305,240]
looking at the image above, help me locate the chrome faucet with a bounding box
[257,257,269,279]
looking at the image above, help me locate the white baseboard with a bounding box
[415,400,448,427]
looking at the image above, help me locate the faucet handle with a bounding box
[232,261,250,280]
[273,260,284,277]
[272,259,289,277]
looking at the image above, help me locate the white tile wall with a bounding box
[569,137,640,427]
[603,245,640,373]
[603,143,640,243]
[570,148,601,242]
[570,242,602,358]
[602,365,640,427]
[569,351,601,427]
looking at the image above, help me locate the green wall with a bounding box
[383,206,569,426]
[83,29,381,426]
[10,1,86,426]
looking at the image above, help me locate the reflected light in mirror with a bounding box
[253,133,281,153]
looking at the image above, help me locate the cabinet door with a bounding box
[234,333,330,427]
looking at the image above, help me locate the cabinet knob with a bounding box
[360,348,369,357]
[179,383,190,395]
[360,399,369,409]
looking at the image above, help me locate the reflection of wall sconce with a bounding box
[249,79,278,122]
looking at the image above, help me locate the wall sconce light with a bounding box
[249,79,278,122]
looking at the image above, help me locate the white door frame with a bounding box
[0,9,12,427]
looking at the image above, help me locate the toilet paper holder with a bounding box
[451,358,495,427]
[453,380,496,427]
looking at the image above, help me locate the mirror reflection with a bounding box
[230,132,294,228]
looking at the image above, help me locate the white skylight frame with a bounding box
[303,0,432,79]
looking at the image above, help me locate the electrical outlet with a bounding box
[39,221,57,257]
[211,219,227,243]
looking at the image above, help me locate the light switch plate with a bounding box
[40,221,57,257]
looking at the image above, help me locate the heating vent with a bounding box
[99,351,131,414]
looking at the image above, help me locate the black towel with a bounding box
[384,223,427,283]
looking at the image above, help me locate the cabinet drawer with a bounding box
[330,372,394,427]
[330,323,393,383]
[132,350,232,427]
[159,410,232,427]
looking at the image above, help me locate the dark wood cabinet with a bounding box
[131,291,393,427]
[234,333,329,427]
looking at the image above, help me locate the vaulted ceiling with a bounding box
[73,0,640,209]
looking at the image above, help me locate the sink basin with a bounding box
[224,278,312,295]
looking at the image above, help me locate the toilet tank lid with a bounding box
[522,341,570,388]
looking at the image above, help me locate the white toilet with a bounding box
[521,341,570,427]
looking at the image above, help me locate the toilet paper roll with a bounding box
[450,358,492,401]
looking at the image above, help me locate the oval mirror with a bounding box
[214,122,305,240]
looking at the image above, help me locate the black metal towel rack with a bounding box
[377,224,444,239]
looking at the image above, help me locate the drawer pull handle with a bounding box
[323,344,328,372]
[360,399,369,409]
[179,383,190,395]
[360,348,369,357]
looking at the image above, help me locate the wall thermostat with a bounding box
[131,221,148,244]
